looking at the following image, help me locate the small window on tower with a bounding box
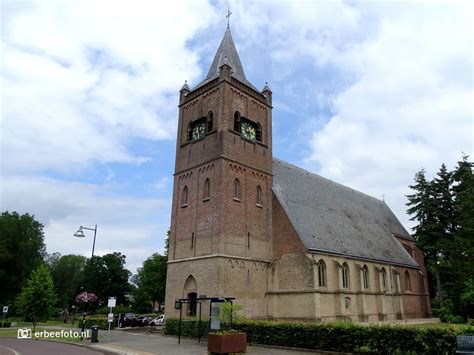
[187,123,192,142]
[234,112,241,132]
[234,178,241,200]
[256,122,262,142]
[203,178,210,201]
[256,185,263,206]
[181,186,188,207]
[207,111,213,132]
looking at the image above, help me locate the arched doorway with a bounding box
[183,275,197,317]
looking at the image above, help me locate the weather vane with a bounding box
[226,7,232,28]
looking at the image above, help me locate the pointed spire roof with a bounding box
[180,80,190,91]
[193,28,257,91]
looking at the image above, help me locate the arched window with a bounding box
[181,186,188,206]
[234,112,241,132]
[363,265,369,289]
[187,123,192,142]
[207,111,213,132]
[381,268,387,289]
[405,271,411,292]
[318,260,326,287]
[234,178,241,200]
[256,185,262,205]
[256,122,262,142]
[342,263,350,289]
[183,275,197,317]
[203,178,210,200]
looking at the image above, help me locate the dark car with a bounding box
[119,313,137,328]
[136,316,152,327]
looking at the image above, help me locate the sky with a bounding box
[1,0,473,274]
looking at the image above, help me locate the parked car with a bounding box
[136,316,153,327]
[149,315,166,326]
[119,313,137,328]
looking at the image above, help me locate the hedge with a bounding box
[164,318,462,354]
[77,316,115,330]
[163,317,209,338]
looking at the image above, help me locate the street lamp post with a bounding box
[74,225,98,258]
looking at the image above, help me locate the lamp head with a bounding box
[74,226,85,238]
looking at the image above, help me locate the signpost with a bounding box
[2,306,8,328]
[107,297,116,343]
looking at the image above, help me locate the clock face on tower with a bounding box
[241,121,256,141]
[191,121,206,141]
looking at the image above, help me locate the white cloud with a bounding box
[1,0,217,174]
[1,0,217,272]
[1,174,170,272]
[304,1,473,227]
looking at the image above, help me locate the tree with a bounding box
[48,254,87,309]
[16,264,57,331]
[451,156,474,316]
[407,156,474,317]
[83,253,131,305]
[135,253,167,310]
[0,211,46,305]
[406,169,445,304]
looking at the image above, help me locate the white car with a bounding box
[149,315,166,326]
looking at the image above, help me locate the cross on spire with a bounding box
[226,7,232,28]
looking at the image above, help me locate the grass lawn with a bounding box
[6,318,77,328]
[0,327,87,343]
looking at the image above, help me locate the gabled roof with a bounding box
[272,158,418,268]
[193,28,258,91]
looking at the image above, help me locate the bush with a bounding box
[77,316,115,330]
[163,318,208,338]
[95,306,130,315]
[1,322,11,328]
[164,318,458,354]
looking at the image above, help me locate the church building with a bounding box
[164,27,431,322]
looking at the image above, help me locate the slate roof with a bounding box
[272,158,419,268]
[193,28,258,91]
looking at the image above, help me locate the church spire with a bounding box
[194,27,257,91]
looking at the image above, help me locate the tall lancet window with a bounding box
[203,178,210,200]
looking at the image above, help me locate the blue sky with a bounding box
[1,0,472,273]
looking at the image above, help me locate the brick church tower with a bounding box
[165,27,273,318]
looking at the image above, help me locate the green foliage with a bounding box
[77,316,115,330]
[133,252,167,310]
[130,286,153,314]
[83,252,131,305]
[217,301,244,330]
[164,318,459,353]
[406,155,474,318]
[0,211,46,305]
[48,254,86,309]
[94,305,129,315]
[437,300,465,324]
[1,322,12,328]
[163,318,208,338]
[15,264,57,331]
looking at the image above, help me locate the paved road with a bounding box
[0,338,106,355]
[91,329,325,354]
[1,328,325,355]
